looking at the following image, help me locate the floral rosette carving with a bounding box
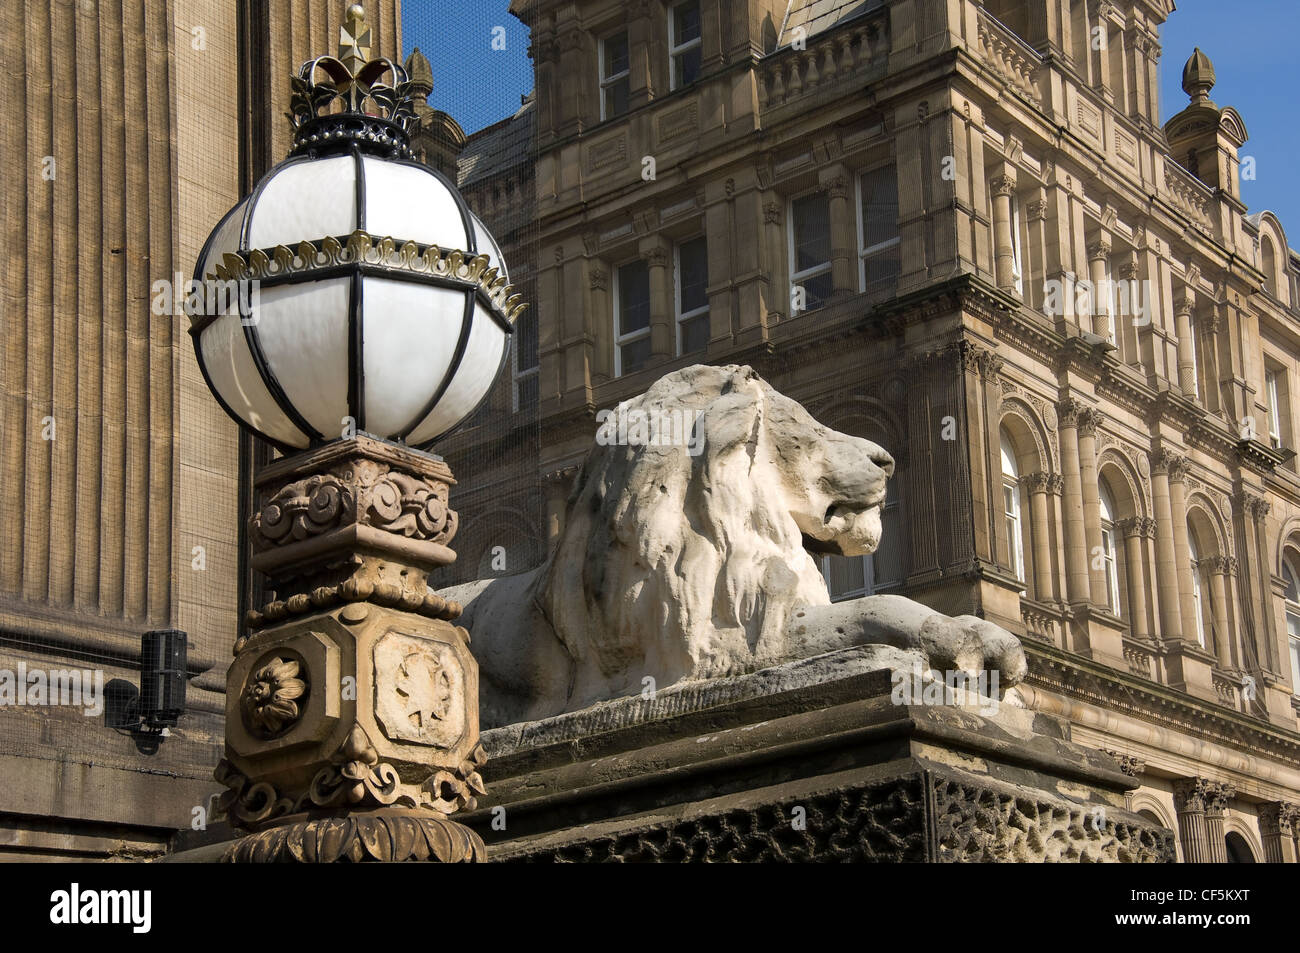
[365,471,458,546]
[253,474,355,548]
[421,742,488,814]
[242,656,308,737]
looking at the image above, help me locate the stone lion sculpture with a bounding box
[443,364,1026,728]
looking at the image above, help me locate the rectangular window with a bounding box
[1101,527,1120,613]
[789,192,832,312]
[857,165,900,302]
[819,483,902,599]
[512,299,539,413]
[1267,367,1283,448]
[615,260,651,376]
[1003,480,1024,584]
[675,236,709,356]
[669,0,702,89]
[1289,613,1300,693]
[821,554,869,602]
[600,32,630,120]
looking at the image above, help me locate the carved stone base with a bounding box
[460,659,1175,863]
[220,807,486,863]
[214,436,487,859]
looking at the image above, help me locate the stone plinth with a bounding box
[197,436,487,862]
[458,647,1174,862]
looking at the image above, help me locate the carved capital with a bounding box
[1258,801,1300,837]
[763,200,781,225]
[1236,488,1271,521]
[589,266,608,291]
[1076,407,1102,438]
[1205,554,1231,575]
[1173,777,1235,815]
[990,173,1016,197]
[1024,471,1053,494]
[1088,239,1112,261]
[977,349,1004,381]
[1026,199,1047,222]
[1150,448,1187,482]
[1114,516,1143,539]
[827,175,849,200]
[1057,397,1090,429]
[645,246,670,269]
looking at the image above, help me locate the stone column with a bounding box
[1203,782,1236,863]
[1168,462,1201,645]
[585,260,612,384]
[642,239,673,359]
[1088,239,1112,342]
[1258,802,1300,863]
[215,436,487,863]
[1150,450,1184,640]
[1078,408,1105,606]
[1173,778,1234,864]
[1174,288,1198,398]
[1026,472,1055,601]
[1057,400,1092,607]
[1208,556,1234,670]
[824,169,857,294]
[991,172,1018,292]
[1116,517,1149,638]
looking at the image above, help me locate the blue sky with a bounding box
[402,2,533,134]
[403,0,1298,236]
[1160,1,1300,235]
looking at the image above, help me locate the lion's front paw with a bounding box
[913,613,1027,689]
[949,615,1028,687]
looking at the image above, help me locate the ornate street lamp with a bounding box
[189,4,522,862]
[192,11,523,452]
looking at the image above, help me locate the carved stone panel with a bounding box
[374,631,467,749]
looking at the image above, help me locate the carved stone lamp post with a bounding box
[189,5,523,862]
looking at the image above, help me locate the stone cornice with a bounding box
[1023,641,1300,770]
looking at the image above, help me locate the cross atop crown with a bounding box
[339,4,372,74]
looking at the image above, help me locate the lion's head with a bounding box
[539,364,894,708]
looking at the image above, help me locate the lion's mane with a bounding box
[538,364,835,707]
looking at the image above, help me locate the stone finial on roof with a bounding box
[1181,47,1216,105]
[405,47,434,99]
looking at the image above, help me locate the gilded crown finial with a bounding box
[340,4,372,74]
[287,2,418,159]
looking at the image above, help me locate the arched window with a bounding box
[1099,481,1121,615]
[1262,235,1278,298]
[1000,429,1026,587]
[1189,533,1207,649]
[1283,556,1300,694]
[1225,832,1256,863]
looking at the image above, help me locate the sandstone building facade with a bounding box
[436,0,1300,862]
[5,0,1300,864]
